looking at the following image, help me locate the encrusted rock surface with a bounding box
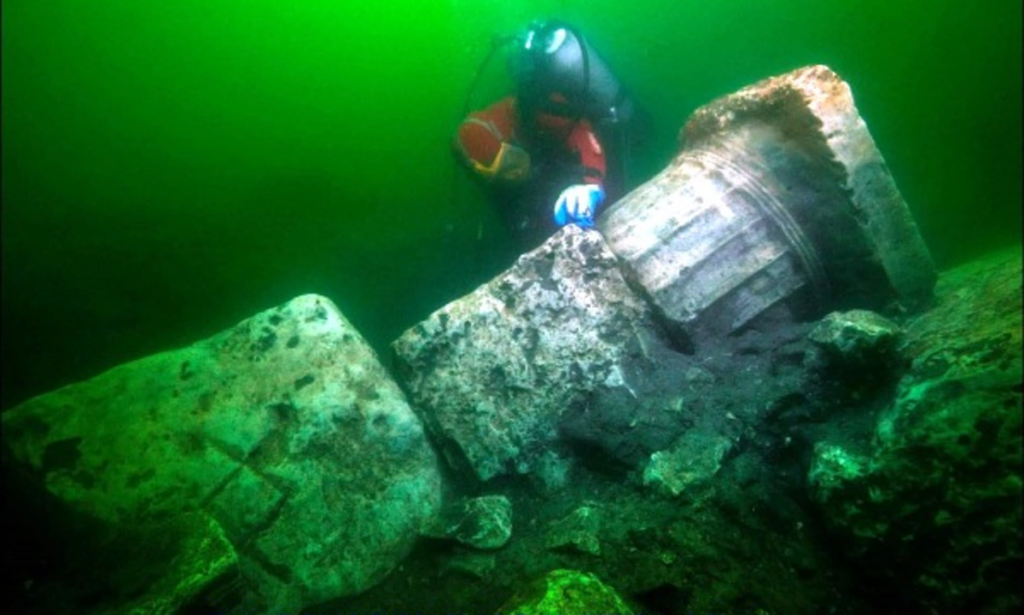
[804,308,907,402]
[2,294,442,613]
[498,569,636,614]
[809,247,1022,614]
[94,513,239,615]
[642,432,732,498]
[424,495,514,550]
[545,504,603,556]
[392,224,662,482]
[807,309,904,366]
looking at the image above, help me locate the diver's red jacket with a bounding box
[454,95,607,187]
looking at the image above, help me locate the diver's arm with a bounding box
[565,119,607,186]
[553,121,608,228]
[453,97,530,183]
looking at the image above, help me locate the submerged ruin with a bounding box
[3,66,1020,615]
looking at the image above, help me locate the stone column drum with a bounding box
[599,65,936,337]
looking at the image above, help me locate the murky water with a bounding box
[2,0,1020,410]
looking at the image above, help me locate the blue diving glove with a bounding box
[553,184,605,228]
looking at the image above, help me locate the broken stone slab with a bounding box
[1,294,442,613]
[804,308,906,403]
[423,495,513,550]
[392,225,662,482]
[8,507,240,615]
[642,432,732,498]
[545,504,603,556]
[599,64,936,339]
[807,309,904,366]
[808,247,1022,613]
[94,512,239,615]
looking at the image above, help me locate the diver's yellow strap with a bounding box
[458,117,529,182]
[470,142,511,178]
[460,118,504,177]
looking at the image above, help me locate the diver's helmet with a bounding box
[509,20,633,127]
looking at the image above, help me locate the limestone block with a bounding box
[2,294,442,613]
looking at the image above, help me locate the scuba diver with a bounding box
[454,19,647,250]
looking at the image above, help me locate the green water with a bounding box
[2,0,1021,408]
